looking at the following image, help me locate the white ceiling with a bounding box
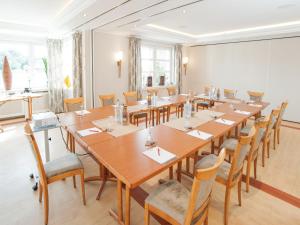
[1,0,300,44]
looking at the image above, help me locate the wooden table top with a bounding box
[87,125,209,188]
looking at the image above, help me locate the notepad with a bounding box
[215,118,235,125]
[187,130,213,140]
[75,110,91,115]
[143,147,176,164]
[234,110,251,115]
[248,104,263,108]
[77,127,102,137]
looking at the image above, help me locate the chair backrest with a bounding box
[275,101,288,128]
[224,89,236,99]
[247,91,264,102]
[146,88,159,96]
[24,123,47,186]
[123,91,138,104]
[266,109,280,137]
[184,149,226,224]
[167,86,176,96]
[99,94,115,107]
[64,97,84,112]
[229,127,256,183]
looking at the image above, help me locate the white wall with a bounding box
[92,32,129,107]
[186,37,300,122]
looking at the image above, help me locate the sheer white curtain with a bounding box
[128,37,142,98]
[47,39,64,113]
[174,44,183,94]
[72,32,83,98]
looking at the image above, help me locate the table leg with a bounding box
[125,185,131,225]
[44,130,50,162]
[117,179,123,222]
[27,97,33,120]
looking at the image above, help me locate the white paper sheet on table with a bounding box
[234,110,251,115]
[187,130,213,140]
[75,110,91,115]
[215,118,235,125]
[143,147,176,164]
[77,127,102,137]
[248,103,263,108]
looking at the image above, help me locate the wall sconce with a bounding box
[115,51,123,77]
[182,57,189,75]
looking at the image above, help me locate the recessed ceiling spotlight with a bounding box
[182,9,186,14]
[83,13,87,17]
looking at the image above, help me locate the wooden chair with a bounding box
[247,91,264,102]
[224,89,236,99]
[64,97,84,112]
[155,106,171,125]
[221,121,267,192]
[167,86,177,96]
[123,91,148,127]
[272,101,288,149]
[99,94,115,106]
[24,123,86,225]
[146,88,159,96]
[196,129,255,225]
[144,149,226,225]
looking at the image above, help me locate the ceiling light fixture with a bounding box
[147,20,300,39]
[83,13,87,17]
[183,9,186,14]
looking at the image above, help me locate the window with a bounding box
[141,43,174,87]
[0,41,47,91]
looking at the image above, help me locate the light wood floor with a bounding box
[0,122,299,225]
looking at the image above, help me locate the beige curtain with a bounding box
[175,44,183,94]
[128,37,142,98]
[47,39,64,113]
[72,32,83,98]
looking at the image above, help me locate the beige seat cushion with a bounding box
[221,138,238,151]
[44,153,83,178]
[146,157,217,224]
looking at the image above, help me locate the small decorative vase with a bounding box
[2,56,12,91]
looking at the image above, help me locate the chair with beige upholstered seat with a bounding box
[123,91,148,127]
[99,94,115,106]
[247,91,264,102]
[64,97,84,112]
[24,123,86,225]
[224,89,236,99]
[272,101,288,149]
[144,149,226,225]
[221,121,267,192]
[196,129,255,225]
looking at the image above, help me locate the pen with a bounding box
[89,129,99,133]
[157,147,160,156]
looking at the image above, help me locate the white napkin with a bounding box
[77,127,102,137]
[75,110,91,115]
[143,147,176,164]
[234,110,251,115]
[248,104,263,108]
[215,118,235,125]
[187,130,213,140]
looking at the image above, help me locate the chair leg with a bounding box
[80,171,86,205]
[254,158,257,179]
[73,176,76,188]
[204,216,208,225]
[267,141,270,158]
[273,130,276,150]
[224,187,231,225]
[43,186,49,225]
[246,160,251,193]
[277,129,280,144]
[39,182,43,202]
[238,177,242,206]
[169,166,173,179]
[262,142,265,167]
[144,203,150,225]
[186,157,190,173]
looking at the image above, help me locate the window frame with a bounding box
[0,38,48,92]
[141,41,175,87]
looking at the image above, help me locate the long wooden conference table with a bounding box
[58,94,269,225]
